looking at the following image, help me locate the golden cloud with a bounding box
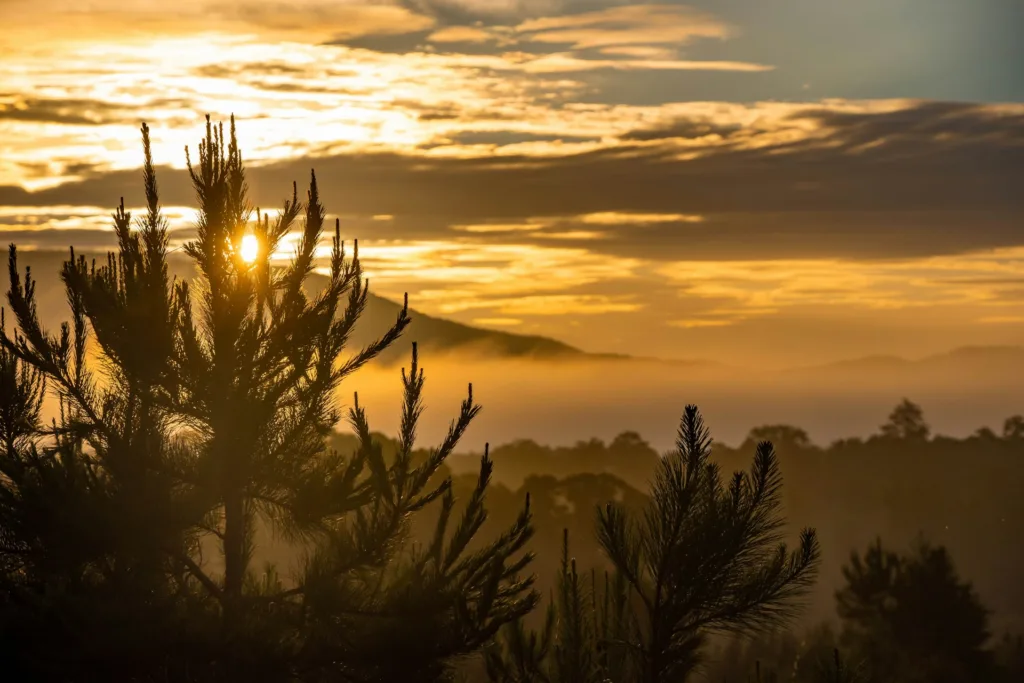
[422,5,764,71]
[453,222,548,233]
[516,4,730,50]
[534,230,607,240]
[510,54,772,73]
[578,212,704,225]
[655,247,1024,327]
[428,26,508,44]
[667,319,735,329]
[440,294,643,316]
[473,317,524,326]
[599,45,678,59]
[1,0,435,44]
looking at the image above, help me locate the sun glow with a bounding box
[239,234,259,263]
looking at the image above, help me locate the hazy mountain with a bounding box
[328,273,584,363]
[7,250,1023,376]
[785,345,1024,385]
[1,250,585,364]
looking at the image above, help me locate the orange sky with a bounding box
[1,0,1023,367]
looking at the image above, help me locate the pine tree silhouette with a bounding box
[836,538,993,683]
[0,117,537,682]
[485,405,820,683]
[484,530,634,683]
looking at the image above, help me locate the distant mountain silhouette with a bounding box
[784,345,1024,382]
[787,354,911,374]
[1,250,585,363]
[9,250,1021,372]
[313,271,584,363]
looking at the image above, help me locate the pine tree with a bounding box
[483,530,636,683]
[836,538,993,683]
[597,405,820,683]
[485,405,820,683]
[483,589,556,683]
[0,117,537,682]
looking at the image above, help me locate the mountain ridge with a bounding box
[783,344,1024,380]
[1,250,590,364]
[4,251,1022,372]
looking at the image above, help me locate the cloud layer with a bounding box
[2,1,1022,366]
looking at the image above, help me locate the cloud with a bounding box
[1,0,436,43]
[451,212,702,233]
[473,317,524,326]
[577,212,703,225]
[421,4,761,72]
[515,4,730,50]
[428,25,508,43]
[598,45,677,59]
[620,119,743,141]
[413,0,572,19]
[0,96,185,126]
[217,2,436,39]
[535,230,606,239]
[0,5,768,189]
[453,221,548,233]
[791,100,1024,150]
[668,318,733,328]
[439,293,643,316]
[653,246,1024,328]
[3,101,1022,262]
[507,54,771,73]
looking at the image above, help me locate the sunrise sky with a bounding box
[2,0,1023,368]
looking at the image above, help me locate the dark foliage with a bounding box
[0,118,536,682]
[878,399,930,441]
[447,432,661,491]
[836,539,993,683]
[485,405,820,683]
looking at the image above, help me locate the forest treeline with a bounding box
[445,402,1024,493]
[439,400,1024,628]
[333,399,1024,681]
[2,118,1022,683]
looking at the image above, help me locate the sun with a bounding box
[239,234,260,263]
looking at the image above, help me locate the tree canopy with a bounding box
[0,117,537,682]
[879,399,930,441]
[837,539,993,683]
